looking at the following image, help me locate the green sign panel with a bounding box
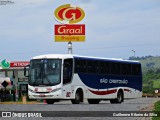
[0,59,10,69]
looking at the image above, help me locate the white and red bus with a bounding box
[25,54,142,104]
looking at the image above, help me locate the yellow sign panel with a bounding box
[55,35,85,42]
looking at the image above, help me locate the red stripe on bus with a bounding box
[124,89,131,92]
[88,89,117,95]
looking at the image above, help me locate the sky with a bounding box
[0,0,160,61]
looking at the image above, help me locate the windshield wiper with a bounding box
[33,66,43,86]
[42,59,52,85]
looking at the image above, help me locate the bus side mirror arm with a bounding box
[24,65,30,77]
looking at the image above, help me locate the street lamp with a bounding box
[132,50,135,57]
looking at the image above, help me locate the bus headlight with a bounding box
[28,88,35,93]
[50,88,61,93]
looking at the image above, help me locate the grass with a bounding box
[0,101,41,104]
[152,101,160,120]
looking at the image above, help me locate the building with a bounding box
[0,60,29,101]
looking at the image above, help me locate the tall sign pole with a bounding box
[68,42,72,54]
[54,4,86,54]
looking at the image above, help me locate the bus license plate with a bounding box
[39,94,45,97]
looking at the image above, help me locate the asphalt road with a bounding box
[0,97,160,120]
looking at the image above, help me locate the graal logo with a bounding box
[2,112,11,117]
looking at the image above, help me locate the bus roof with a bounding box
[32,54,74,59]
[32,54,140,64]
[73,55,140,64]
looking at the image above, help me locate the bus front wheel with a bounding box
[71,90,82,104]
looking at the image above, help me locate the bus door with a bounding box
[62,59,73,99]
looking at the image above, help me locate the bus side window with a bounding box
[121,63,132,76]
[111,62,120,75]
[132,64,141,76]
[63,59,73,84]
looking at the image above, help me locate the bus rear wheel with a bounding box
[46,99,54,104]
[110,90,123,104]
[88,99,100,104]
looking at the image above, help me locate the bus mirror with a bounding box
[24,65,30,77]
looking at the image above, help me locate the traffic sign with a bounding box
[1,80,8,88]
[155,89,159,94]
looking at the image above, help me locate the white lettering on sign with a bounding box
[100,78,128,84]
[13,63,27,66]
[10,62,29,67]
[100,78,108,83]
[109,79,128,84]
[58,26,83,34]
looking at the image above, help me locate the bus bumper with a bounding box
[28,90,63,99]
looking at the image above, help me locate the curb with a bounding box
[0,101,41,104]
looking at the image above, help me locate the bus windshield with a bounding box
[29,59,61,86]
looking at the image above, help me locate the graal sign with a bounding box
[54,4,86,42]
[54,4,85,24]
